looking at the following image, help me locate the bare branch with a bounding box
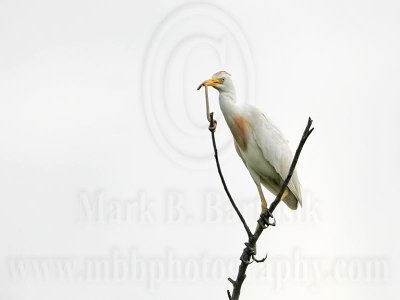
[199,82,313,300]
[208,112,252,239]
[227,290,232,300]
[268,117,314,213]
[228,117,314,300]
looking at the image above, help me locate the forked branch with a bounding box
[199,83,313,300]
[228,117,313,300]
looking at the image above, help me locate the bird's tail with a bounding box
[282,188,301,210]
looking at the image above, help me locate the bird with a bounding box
[199,71,302,215]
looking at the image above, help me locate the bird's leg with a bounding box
[257,184,268,213]
[256,184,276,228]
[282,188,289,200]
[259,209,276,228]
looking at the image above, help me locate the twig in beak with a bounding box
[197,82,213,125]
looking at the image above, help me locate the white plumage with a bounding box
[202,71,302,211]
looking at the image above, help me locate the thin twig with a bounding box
[208,112,252,239]
[227,290,232,300]
[204,85,212,123]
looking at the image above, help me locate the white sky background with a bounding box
[0,0,399,299]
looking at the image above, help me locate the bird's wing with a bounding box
[248,108,302,205]
[234,142,247,167]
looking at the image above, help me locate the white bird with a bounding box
[200,71,302,213]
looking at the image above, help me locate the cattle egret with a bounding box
[199,71,302,214]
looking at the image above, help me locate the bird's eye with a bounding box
[221,78,225,82]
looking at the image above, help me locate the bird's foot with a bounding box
[240,242,255,264]
[240,252,253,265]
[240,242,267,264]
[252,252,268,263]
[258,209,276,229]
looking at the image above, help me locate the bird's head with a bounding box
[197,71,234,93]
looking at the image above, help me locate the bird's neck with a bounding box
[219,91,238,120]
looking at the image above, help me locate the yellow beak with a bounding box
[197,78,222,90]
